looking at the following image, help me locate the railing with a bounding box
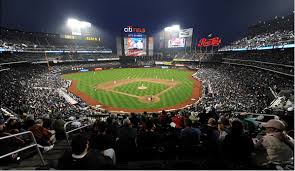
[0,131,45,166]
[64,120,92,146]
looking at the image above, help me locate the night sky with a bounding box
[1,0,294,49]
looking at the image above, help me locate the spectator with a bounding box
[51,116,65,140]
[255,119,294,165]
[58,134,113,169]
[218,117,231,141]
[171,113,183,129]
[28,119,55,149]
[117,118,137,162]
[91,121,116,152]
[42,114,52,130]
[222,119,254,168]
[202,118,220,157]
[137,119,160,160]
[5,117,21,134]
[0,120,24,163]
[129,113,139,128]
[23,115,35,130]
[180,119,201,147]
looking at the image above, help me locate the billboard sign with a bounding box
[179,28,193,38]
[197,37,221,47]
[162,27,193,49]
[123,26,146,33]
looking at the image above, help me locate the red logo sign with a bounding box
[124,26,146,33]
[197,37,221,47]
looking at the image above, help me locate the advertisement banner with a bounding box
[155,61,164,65]
[80,69,89,72]
[175,64,185,67]
[179,28,193,38]
[163,61,172,65]
[95,68,103,71]
[168,38,185,48]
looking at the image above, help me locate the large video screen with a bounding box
[168,38,185,48]
[124,37,147,56]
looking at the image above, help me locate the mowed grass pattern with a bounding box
[114,81,167,96]
[63,68,194,110]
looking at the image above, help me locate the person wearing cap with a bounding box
[255,119,294,165]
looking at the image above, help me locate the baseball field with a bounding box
[63,68,202,112]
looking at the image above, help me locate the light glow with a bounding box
[164,25,180,32]
[66,18,92,35]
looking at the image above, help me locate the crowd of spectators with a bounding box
[1,105,293,169]
[0,52,118,63]
[0,27,112,52]
[223,49,294,65]
[221,15,294,51]
[194,63,293,113]
[221,48,294,78]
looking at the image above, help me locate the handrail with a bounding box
[0,131,45,166]
[64,120,92,146]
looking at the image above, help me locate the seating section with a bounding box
[220,15,294,51]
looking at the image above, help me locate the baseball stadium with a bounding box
[0,0,294,170]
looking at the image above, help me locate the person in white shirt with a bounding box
[255,119,294,165]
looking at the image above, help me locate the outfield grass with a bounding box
[63,68,195,110]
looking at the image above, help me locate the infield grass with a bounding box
[114,81,167,96]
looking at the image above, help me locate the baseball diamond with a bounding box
[63,68,202,112]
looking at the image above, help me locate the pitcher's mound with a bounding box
[138,86,147,90]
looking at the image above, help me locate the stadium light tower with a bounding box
[164,25,180,32]
[80,21,91,28]
[67,18,80,29]
[67,18,92,36]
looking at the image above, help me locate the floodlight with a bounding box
[164,25,180,32]
[80,21,91,28]
[67,18,80,29]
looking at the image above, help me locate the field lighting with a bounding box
[67,18,92,35]
[164,25,180,32]
[80,21,91,28]
[67,18,81,29]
